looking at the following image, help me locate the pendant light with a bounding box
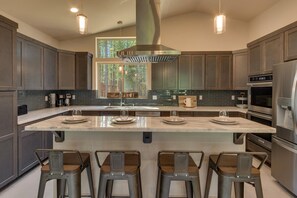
[214,0,226,34]
[76,0,88,34]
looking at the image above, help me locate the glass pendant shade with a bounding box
[214,14,226,34]
[77,14,88,34]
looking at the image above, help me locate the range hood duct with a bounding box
[117,0,180,63]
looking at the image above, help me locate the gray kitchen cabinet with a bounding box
[233,49,248,90]
[0,91,17,189]
[43,47,58,90]
[75,52,93,90]
[248,33,283,75]
[179,54,205,90]
[16,37,24,90]
[58,50,75,90]
[284,26,297,61]
[23,40,43,90]
[205,53,232,90]
[151,59,178,90]
[0,16,17,90]
[17,117,54,176]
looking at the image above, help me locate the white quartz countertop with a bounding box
[25,115,274,134]
[18,106,248,125]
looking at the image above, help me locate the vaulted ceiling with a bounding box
[0,0,280,41]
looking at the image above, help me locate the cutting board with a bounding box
[178,96,197,107]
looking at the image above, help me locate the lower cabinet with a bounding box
[17,119,54,176]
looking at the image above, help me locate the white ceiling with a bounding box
[0,0,280,41]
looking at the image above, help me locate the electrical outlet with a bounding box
[44,96,48,102]
[72,95,76,100]
[152,95,157,100]
[231,95,235,100]
[199,95,203,100]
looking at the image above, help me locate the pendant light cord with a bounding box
[219,0,221,14]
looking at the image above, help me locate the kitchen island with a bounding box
[25,116,275,197]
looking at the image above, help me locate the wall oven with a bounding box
[246,74,273,164]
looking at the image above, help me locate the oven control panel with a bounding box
[249,74,273,82]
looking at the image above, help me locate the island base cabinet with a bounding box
[0,135,17,188]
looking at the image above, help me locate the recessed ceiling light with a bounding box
[70,7,79,13]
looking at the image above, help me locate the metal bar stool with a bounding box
[204,152,268,198]
[35,149,95,198]
[156,150,204,198]
[95,150,142,198]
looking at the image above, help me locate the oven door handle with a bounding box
[247,82,272,87]
[248,111,272,121]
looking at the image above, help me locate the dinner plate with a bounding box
[62,117,89,124]
[162,117,187,125]
[113,117,135,122]
[111,117,136,124]
[210,118,238,125]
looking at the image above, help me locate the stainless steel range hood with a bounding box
[117,0,180,63]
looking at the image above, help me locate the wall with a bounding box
[0,10,59,48]
[248,0,297,42]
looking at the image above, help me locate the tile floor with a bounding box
[0,163,295,198]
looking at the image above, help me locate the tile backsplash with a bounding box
[18,90,247,111]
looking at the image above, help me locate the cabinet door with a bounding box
[0,91,17,188]
[75,52,93,90]
[23,41,43,90]
[164,59,178,89]
[263,34,283,73]
[205,55,218,90]
[191,55,205,90]
[151,62,164,89]
[43,47,58,90]
[0,19,17,90]
[58,51,75,90]
[219,55,232,90]
[233,50,248,90]
[178,55,191,89]
[16,38,24,90]
[284,26,297,61]
[18,126,43,176]
[248,43,262,75]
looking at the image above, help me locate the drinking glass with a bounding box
[120,107,129,120]
[170,110,178,121]
[219,110,229,119]
[72,109,82,118]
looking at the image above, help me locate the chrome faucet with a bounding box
[119,92,125,106]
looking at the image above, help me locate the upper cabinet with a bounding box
[205,53,232,90]
[152,59,178,90]
[179,54,205,90]
[75,52,93,90]
[43,47,58,90]
[248,33,284,75]
[284,26,297,61]
[58,50,75,90]
[233,49,248,90]
[0,16,17,90]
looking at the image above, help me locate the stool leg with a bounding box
[68,172,81,198]
[156,169,161,198]
[192,176,202,198]
[160,175,171,198]
[254,177,264,198]
[234,182,244,198]
[128,175,139,198]
[204,166,213,198]
[185,181,193,198]
[86,162,95,198]
[98,173,108,198]
[37,173,48,198]
[137,169,143,198]
[106,180,113,198]
[218,176,232,198]
[57,179,66,198]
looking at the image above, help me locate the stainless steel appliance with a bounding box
[272,60,297,196]
[246,74,273,164]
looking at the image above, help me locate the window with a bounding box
[95,37,150,98]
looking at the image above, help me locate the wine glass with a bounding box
[120,107,129,120]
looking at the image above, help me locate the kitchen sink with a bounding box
[104,106,159,110]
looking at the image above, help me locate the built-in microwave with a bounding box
[247,74,273,115]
